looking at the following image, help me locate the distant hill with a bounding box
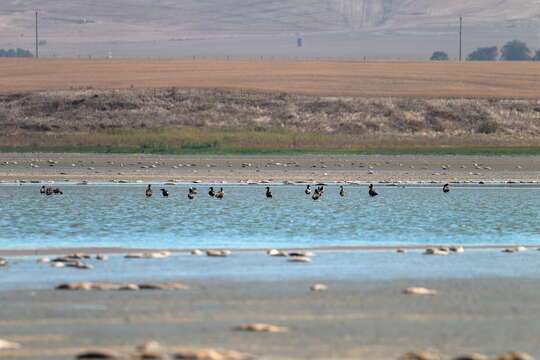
[1,1,539,59]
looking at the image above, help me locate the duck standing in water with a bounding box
[187,191,195,200]
[312,191,321,200]
[266,186,273,198]
[368,184,378,197]
[189,187,198,195]
[442,184,450,193]
[52,188,63,195]
[215,187,225,199]
[40,186,46,195]
[339,185,345,197]
[160,188,169,197]
[45,187,53,196]
[208,187,215,197]
[145,185,153,197]
[305,185,312,195]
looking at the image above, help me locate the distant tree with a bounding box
[467,46,498,61]
[533,50,540,61]
[0,48,33,58]
[430,51,449,61]
[500,40,531,61]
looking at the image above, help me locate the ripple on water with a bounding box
[0,184,539,249]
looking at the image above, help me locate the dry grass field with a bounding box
[1,59,540,98]
[1,59,540,153]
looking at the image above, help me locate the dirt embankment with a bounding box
[1,88,540,137]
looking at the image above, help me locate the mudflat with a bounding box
[0,153,539,184]
[1,249,540,359]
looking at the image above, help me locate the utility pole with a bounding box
[459,16,463,61]
[35,9,39,58]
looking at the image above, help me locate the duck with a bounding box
[145,184,153,197]
[305,185,312,195]
[339,185,345,197]
[208,187,215,197]
[39,185,46,194]
[187,192,195,200]
[52,188,63,195]
[265,186,273,198]
[312,191,321,200]
[215,187,224,199]
[45,187,53,196]
[189,187,198,195]
[368,184,378,197]
[160,188,169,197]
[442,183,450,193]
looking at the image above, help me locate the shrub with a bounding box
[430,51,449,61]
[467,46,498,61]
[500,40,531,61]
[0,48,33,58]
[477,120,498,134]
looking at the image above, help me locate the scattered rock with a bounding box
[449,246,465,253]
[37,257,50,263]
[51,262,65,268]
[206,250,231,257]
[172,348,254,360]
[125,254,145,259]
[0,339,21,350]
[397,248,406,253]
[287,256,312,263]
[119,284,140,291]
[453,354,489,360]
[66,261,94,270]
[424,248,449,256]
[96,254,108,261]
[403,287,438,296]
[143,251,171,259]
[310,284,328,291]
[399,352,437,360]
[56,282,189,292]
[515,246,527,252]
[66,253,91,259]
[57,282,94,291]
[191,249,203,256]
[495,352,535,360]
[502,248,516,253]
[75,349,122,359]
[138,283,190,290]
[234,323,288,332]
[133,340,165,359]
[288,251,315,257]
[0,260,8,267]
[267,249,287,256]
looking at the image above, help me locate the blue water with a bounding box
[4,250,540,290]
[1,184,539,249]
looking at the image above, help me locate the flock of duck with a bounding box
[139,183,451,199]
[40,183,452,198]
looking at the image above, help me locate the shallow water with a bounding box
[4,250,540,291]
[1,184,539,249]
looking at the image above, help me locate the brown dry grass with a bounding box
[1,59,540,98]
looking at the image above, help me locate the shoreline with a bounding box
[1,152,540,184]
[1,245,538,257]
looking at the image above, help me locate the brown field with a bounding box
[1,59,540,98]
